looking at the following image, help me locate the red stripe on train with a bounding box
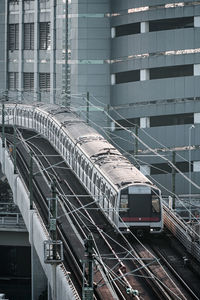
[122,217,160,222]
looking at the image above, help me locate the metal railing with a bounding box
[0,212,25,229]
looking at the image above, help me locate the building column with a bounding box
[111,27,116,38]
[194,64,200,76]
[194,112,200,124]
[18,0,24,102]
[31,244,47,299]
[194,16,200,27]
[140,117,150,128]
[30,211,47,299]
[140,21,149,33]
[140,69,149,81]
[34,0,39,101]
[50,0,56,104]
[193,161,200,172]
[62,0,70,106]
[111,74,116,85]
[5,0,8,92]
[140,165,150,176]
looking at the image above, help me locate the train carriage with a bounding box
[2,103,163,235]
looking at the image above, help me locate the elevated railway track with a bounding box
[5,128,200,299]
[0,102,200,299]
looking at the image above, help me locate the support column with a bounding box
[5,0,9,92]
[50,0,56,104]
[31,244,47,299]
[140,117,150,128]
[18,0,24,102]
[30,210,47,299]
[140,69,149,81]
[111,27,116,38]
[140,21,149,33]
[194,64,200,76]
[34,0,39,101]
[194,16,200,27]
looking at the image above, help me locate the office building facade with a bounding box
[2,0,200,196]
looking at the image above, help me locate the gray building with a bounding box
[2,0,200,197]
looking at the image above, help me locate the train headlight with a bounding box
[120,194,128,209]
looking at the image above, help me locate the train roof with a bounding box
[10,103,155,191]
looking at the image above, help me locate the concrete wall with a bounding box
[0,139,78,300]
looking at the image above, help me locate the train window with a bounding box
[97,178,101,189]
[120,194,128,209]
[78,155,81,164]
[152,195,160,213]
[93,173,97,184]
[101,183,106,193]
[89,168,92,179]
[81,159,85,169]
[85,164,89,175]
[110,194,115,206]
[107,189,111,199]
[65,139,69,150]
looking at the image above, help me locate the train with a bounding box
[1,103,163,235]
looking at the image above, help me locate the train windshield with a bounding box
[119,186,161,222]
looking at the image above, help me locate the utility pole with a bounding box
[107,104,110,141]
[134,126,138,157]
[50,179,57,246]
[13,125,17,174]
[44,179,63,300]
[2,102,5,148]
[133,126,139,168]
[29,151,33,209]
[1,90,8,148]
[86,92,89,124]
[82,233,94,300]
[172,151,176,210]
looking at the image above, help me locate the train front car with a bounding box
[118,184,163,236]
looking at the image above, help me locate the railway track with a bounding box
[146,233,200,299]
[6,129,200,299]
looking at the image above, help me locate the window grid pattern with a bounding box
[39,22,50,50]
[39,73,50,92]
[24,73,34,91]
[9,0,19,3]
[9,24,19,50]
[8,72,19,91]
[24,23,34,50]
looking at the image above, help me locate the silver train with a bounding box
[2,103,163,234]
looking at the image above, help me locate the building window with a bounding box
[39,22,50,50]
[115,22,140,37]
[9,0,19,4]
[150,113,194,127]
[9,24,19,50]
[8,72,18,90]
[151,162,190,175]
[115,117,140,129]
[39,73,50,92]
[150,65,193,80]
[24,23,34,50]
[115,70,140,84]
[149,17,194,32]
[24,73,34,91]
